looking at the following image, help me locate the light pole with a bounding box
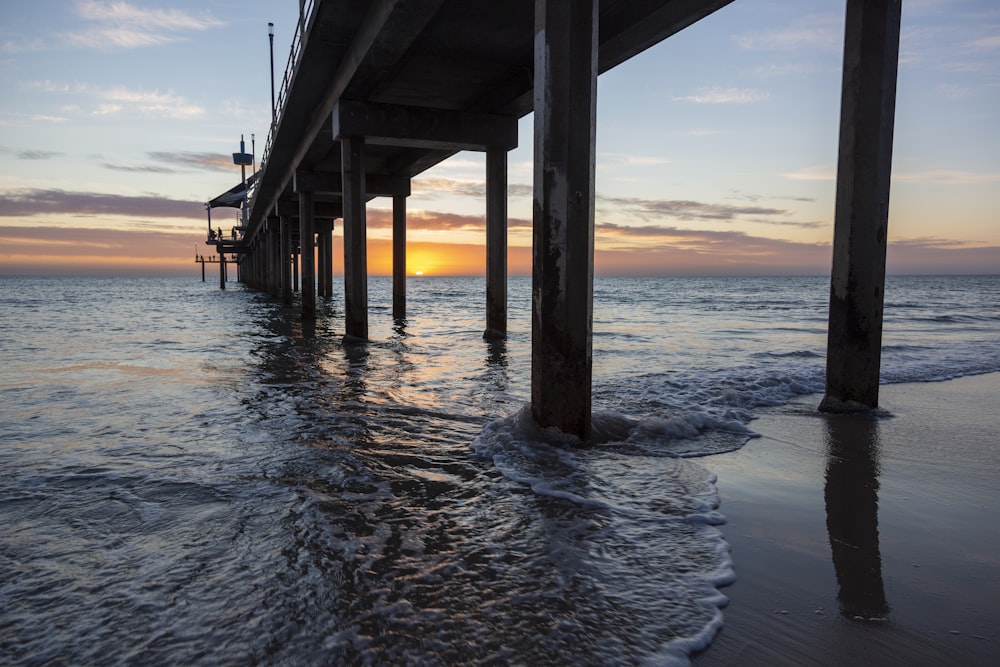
[268,22,276,129]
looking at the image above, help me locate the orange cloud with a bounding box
[4,220,998,279]
[1,225,205,275]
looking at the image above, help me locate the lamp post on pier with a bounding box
[268,22,276,129]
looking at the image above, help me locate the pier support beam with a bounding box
[280,215,292,305]
[821,0,901,412]
[342,136,368,340]
[530,0,598,440]
[219,251,226,290]
[299,189,316,319]
[268,219,280,297]
[485,146,507,338]
[392,194,406,320]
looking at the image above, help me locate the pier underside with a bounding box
[207,0,900,439]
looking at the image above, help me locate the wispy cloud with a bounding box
[600,153,670,167]
[893,170,1000,185]
[66,1,223,50]
[366,208,530,233]
[599,195,795,224]
[412,178,533,200]
[26,81,204,119]
[0,188,201,219]
[93,87,203,118]
[673,87,768,104]
[751,63,826,79]
[102,163,179,174]
[17,150,64,160]
[967,34,1000,51]
[0,110,72,126]
[785,165,1000,185]
[147,152,236,171]
[784,165,836,181]
[0,225,207,275]
[735,16,842,52]
[1,38,47,54]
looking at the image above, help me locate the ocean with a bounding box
[1,274,998,665]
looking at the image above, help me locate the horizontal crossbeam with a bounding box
[292,170,411,197]
[332,100,518,151]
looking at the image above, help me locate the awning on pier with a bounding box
[207,171,258,208]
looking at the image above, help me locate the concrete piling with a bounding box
[392,194,406,320]
[298,189,316,320]
[485,146,507,339]
[530,0,599,440]
[342,135,368,340]
[821,0,901,413]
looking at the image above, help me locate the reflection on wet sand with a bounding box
[823,413,890,621]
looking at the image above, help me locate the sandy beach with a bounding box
[694,372,1000,665]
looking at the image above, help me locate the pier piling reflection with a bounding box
[823,413,890,621]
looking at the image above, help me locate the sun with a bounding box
[415,270,424,276]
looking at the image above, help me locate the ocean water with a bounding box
[1,274,998,665]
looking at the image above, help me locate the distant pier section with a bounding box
[205,0,902,439]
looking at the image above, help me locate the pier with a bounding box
[206,0,901,439]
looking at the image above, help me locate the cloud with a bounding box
[0,111,72,126]
[673,87,769,104]
[102,163,179,174]
[1,38,47,54]
[785,166,1000,185]
[413,178,485,199]
[66,1,223,50]
[599,153,670,167]
[0,225,205,275]
[967,34,1000,51]
[102,151,235,174]
[751,63,825,79]
[599,195,795,223]
[735,16,842,52]
[893,170,1000,185]
[0,188,202,219]
[93,87,203,119]
[149,151,236,171]
[784,165,836,181]
[366,208,530,233]
[18,150,64,160]
[412,178,533,199]
[26,81,204,119]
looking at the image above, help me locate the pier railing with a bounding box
[249,0,318,219]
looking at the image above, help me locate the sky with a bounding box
[0,0,997,276]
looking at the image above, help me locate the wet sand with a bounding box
[695,372,1000,666]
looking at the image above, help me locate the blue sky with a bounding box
[1,0,997,275]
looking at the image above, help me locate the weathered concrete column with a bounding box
[293,247,299,292]
[273,223,282,297]
[342,135,368,339]
[530,0,598,440]
[821,0,901,412]
[485,146,508,338]
[268,220,281,297]
[280,216,292,304]
[219,251,226,290]
[392,194,406,319]
[299,189,316,319]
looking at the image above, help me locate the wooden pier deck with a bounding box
[206,0,902,439]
